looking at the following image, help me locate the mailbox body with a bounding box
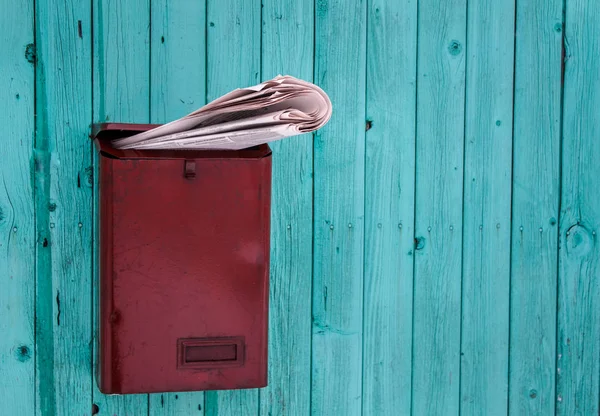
[94,123,271,394]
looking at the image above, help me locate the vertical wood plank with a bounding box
[205,0,260,101]
[411,0,467,414]
[204,393,259,416]
[509,0,563,413]
[260,0,314,415]
[148,1,206,413]
[149,0,206,123]
[459,0,514,413]
[312,0,366,415]
[92,0,150,413]
[556,1,600,414]
[93,0,150,124]
[150,393,205,416]
[411,0,466,414]
[34,0,94,414]
[0,0,35,414]
[363,0,416,415]
[204,0,260,414]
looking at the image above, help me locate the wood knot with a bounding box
[565,224,593,257]
[15,345,31,362]
[448,40,462,56]
[25,43,36,64]
[414,236,425,250]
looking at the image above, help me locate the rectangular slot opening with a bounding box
[185,344,237,363]
[178,337,244,369]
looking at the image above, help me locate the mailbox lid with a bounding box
[93,122,271,160]
[94,123,271,394]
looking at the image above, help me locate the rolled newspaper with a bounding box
[111,75,332,150]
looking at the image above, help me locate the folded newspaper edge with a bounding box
[111,75,333,151]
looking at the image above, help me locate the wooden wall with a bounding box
[0,0,598,414]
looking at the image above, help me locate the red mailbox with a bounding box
[93,123,271,394]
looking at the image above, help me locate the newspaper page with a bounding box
[111,75,332,150]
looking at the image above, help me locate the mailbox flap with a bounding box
[92,122,272,160]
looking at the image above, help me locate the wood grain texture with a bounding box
[204,390,258,416]
[312,0,366,415]
[204,0,260,413]
[150,0,206,123]
[459,0,514,413]
[93,0,150,124]
[150,393,205,415]
[1,0,599,414]
[148,1,206,413]
[411,0,466,414]
[92,0,151,413]
[206,0,260,102]
[556,1,600,414]
[34,0,94,414]
[0,1,35,414]
[509,0,563,413]
[363,0,416,414]
[260,0,314,414]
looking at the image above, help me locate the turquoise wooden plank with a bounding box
[509,0,563,413]
[149,0,206,123]
[260,0,314,415]
[148,1,206,413]
[206,0,260,101]
[204,0,260,413]
[92,0,150,413]
[34,0,94,414]
[313,0,366,415]
[0,0,35,414]
[151,393,205,415]
[204,391,259,416]
[459,0,514,413]
[556,1,600,414]
[411,0,466,414]
[363,0,416,415]
[93,0,150,123]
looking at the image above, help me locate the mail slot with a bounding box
[93,123,271,394]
